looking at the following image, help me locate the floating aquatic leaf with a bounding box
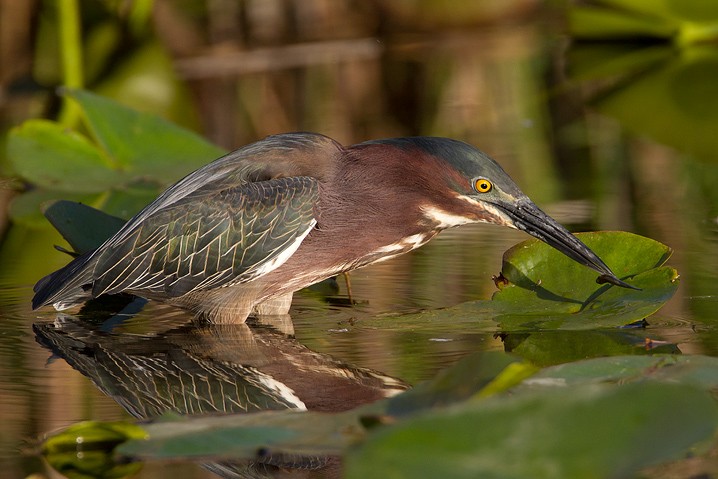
[118,410,365,461]
[517,353,718,391]
[6,90,227,227]
[500,329,680,367]
[75,354,718,479]
[8,189,101,227]
[359,232,678,332]
[484,231,678,330]
[6,119,121,193]
[385,352,531,417]
[66,89,225,184]
[42,421,147,479]
[346,381,718,479]
[43,420,148,454]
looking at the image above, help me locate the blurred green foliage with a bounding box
[5,89,224,224]
[570,0,718,44]
[568,2,718,163]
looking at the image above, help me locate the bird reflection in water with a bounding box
[35,298,407,478]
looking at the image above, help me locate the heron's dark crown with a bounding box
[357,136,523,198]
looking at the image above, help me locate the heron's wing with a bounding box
[91,176,318,298]
[105,132,338,248]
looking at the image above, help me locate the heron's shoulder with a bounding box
[212,132,343,183]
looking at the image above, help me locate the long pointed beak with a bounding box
[498,199,638,290]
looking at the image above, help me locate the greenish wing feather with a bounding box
[91,177,318,298]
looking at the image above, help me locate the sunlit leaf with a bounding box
[66,89,226,183]
[6,91,225,226]
[8,188,103,227]
[82,178,168,221]
[6,119,120,193]
[9,184,159,231]
[361,232,678,332]
[346,381,718,479]
[43,421,148,454]
[488,266,676,330]
[499,231,670,295]
[569,2,718,44]
[485,231,678,330]
[44,449,143,479]
[385,352,531,417]
[42,421,147,479]
[570,6,677,40]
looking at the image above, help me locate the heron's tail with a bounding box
[32,251,96,310]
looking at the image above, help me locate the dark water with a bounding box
[3,6,718,479]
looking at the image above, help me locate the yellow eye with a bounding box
[473,178,492,193]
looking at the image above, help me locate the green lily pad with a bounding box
[43,421,148,454]
[6,119,121,193]
[72,354,718,479]
[66,89,226,183]
[498,231,670,296]
[118,409,366,461]
[360,232,678,332]
[517,354,718,392]
[42,421,147,479]
[7,90,227,226]
[8,189,103,227]
[485,231,678,330]
[500,330,680,367]
[346,380,718,479]
[385,352,534,417]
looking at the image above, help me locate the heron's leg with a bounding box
[252,292,294,316]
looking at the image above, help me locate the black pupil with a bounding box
[479,181,489,190]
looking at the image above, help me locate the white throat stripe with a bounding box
[421,205,474,228]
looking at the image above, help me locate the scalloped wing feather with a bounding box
[91,176,319,299]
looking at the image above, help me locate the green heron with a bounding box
[33,133,634,323]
